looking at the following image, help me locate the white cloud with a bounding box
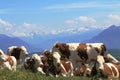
[12,31,28,37]
[65,14,120,32]
[76,16,96,23]
[104,14,120,27]
[0,18,13,28]
[65,20,75,25]
[65,16,98,32]
[108,14,120,21]
[44,2,120,10]
[1,14,120,37]
[22,22,46,34]
[45,2,99,10]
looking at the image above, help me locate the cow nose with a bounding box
[39,64,44,68]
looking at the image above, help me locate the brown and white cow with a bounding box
[51,42,119,76]
[31,53,46,74]
[91,55,120,80]
[52,52,74,77]
[8,46,29,64]
[42,50,59,77]
[23,57,35,71]
[0,49,17,71]
[42,50,74,77]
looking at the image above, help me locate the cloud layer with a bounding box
[0,14,120,37]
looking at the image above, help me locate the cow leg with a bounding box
[82,62,90,76]
[3,62,12,71]
[67,61,74,76]
[105,54,119,63]
[37,67,45,74]
[17,59,20,65]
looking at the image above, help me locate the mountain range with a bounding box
[88,25,120,49]
[0,25,120,53]
[0,34,40,53]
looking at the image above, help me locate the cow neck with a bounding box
[11,48,21,60]
[59,44,70,59]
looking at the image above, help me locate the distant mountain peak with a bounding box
[0,34,40,53]
[88,25,120,49]
[106,25,120,30]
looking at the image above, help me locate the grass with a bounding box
[0,69,92,80]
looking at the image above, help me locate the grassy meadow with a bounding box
[0,49,120,80]
[0,69,91,80]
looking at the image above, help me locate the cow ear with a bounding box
[53,41,59,47]
[0,49,4,55]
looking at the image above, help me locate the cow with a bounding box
[51,42,119,76]
[50,51,74,77]
[31,53,46,74]
[74,64,91,77]
[8,46,29,64]
[23,53,51,75]
[0,49,17,71]
[23,57,35,72]
[42,50,74,77]
[42,50,59,77]
[91,55,120,80]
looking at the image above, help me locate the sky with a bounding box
[0,0,120,37]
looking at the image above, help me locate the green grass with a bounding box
[0,69,92,80]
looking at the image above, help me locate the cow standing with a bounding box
[51,42,119,76]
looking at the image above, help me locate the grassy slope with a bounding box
[0,69,91,80]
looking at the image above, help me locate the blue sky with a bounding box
[0,0,120,37]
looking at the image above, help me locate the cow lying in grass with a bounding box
[91,55,120,80]
[0,49,17,71]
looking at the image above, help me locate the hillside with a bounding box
[0,34,40,53]
[88,25,120,49]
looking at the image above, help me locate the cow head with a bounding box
[52,52,61,64]
[24,57,35,71]
[40,55,49,67]
[97,55,105,70]
[31,54,44,68]
[20,46,29,57]
[105,54,119,64]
